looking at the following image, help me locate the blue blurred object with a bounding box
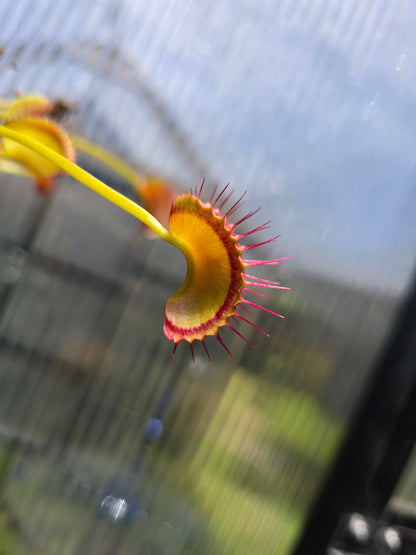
[144,417,164,442]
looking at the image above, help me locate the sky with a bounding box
[1,0,416,293]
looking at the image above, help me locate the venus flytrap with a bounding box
[0,94,53,122]
[0,117,75,193]
[0,94,75,193]
[0,118,289,359]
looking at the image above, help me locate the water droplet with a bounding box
[348,513,370,543]
[383,527,401,551]
[144,418,163,441]
[159,521,173,537]
[363,93,380,121]
[109,498,128,521]
[100,495,114,512]
[395,53,406,71]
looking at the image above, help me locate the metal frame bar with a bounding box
[292,271,416,554]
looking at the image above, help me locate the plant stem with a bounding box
[70,134,138,188]
[0,125,194,274]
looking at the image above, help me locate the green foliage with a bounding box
[182,369,342,554]
[0,513,18,555]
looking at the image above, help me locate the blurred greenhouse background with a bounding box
[0,1,416,554]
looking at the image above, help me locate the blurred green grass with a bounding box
[0,365,342,554]
[184,370,342,554]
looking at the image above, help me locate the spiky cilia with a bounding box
[164,181,290,360]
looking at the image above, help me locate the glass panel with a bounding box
[0,2,415,554]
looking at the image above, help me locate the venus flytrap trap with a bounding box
[163,183,291,360]
[0,118,75,193]
[0,94,53,121]
[0,94,72,122]
[0,108,289,360]
[0,94,75,193]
